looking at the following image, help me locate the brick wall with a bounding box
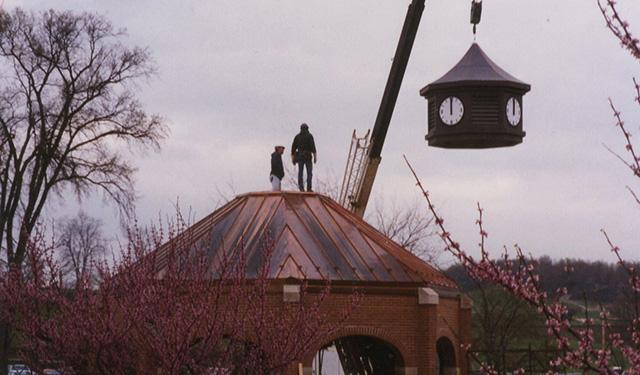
[280,284,469,375]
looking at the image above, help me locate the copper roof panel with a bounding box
[241,196,282,275]
[205,200,244,260]
[248,199,288,274]
[270,229,322,279]
[276,255,305,279]
[363,236,415,282]
[281,200,342,279]
[285,194,357,279]
[220,196,261,252]
[296,196,364,280]
[305,196,377,280]
[327,209,394,282]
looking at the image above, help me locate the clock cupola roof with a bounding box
[420,43,530,95]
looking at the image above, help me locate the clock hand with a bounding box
[449,99,452,116]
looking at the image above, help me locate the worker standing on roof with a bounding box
[270,145,285,191]
[291,123,317,192]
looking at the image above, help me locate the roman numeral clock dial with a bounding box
[439,96,464,126]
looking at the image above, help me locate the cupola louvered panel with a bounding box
[428,99,436,131]
[471,93,499,126]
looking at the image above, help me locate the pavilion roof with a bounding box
[155,191,457,289]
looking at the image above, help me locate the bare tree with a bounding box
[0,8,165,269]
[469,283,546,371]
[212,180,239,208]
[0,8,166,371]
[57,211,107,286]
[368,198,437,263]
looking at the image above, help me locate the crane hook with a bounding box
[470,0,482,38]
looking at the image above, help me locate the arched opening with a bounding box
[313,335,404,374]
[436,336,458,375]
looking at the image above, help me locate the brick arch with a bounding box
[436,335,458,373]
[305,325,409,363]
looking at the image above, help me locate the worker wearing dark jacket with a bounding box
[270,145,285,191]
[291,123,317,192]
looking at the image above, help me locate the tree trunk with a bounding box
[0,322,10,375]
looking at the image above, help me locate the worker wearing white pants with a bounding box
[270,145,285,191]
[270,175,282,191]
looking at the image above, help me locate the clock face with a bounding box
[439,96,464,126]
[506,97,522,126]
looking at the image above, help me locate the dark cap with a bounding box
[300,123,309,130]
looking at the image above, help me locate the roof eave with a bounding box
[420,80,531,96]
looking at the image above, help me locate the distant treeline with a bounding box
[444,256,639,305]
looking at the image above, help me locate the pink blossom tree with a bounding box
[0,215,357,374]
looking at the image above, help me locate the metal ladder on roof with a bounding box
[338,129,370,212]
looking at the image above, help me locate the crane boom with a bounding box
[350,0,426,218]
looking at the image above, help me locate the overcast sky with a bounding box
[8,0,640,264]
